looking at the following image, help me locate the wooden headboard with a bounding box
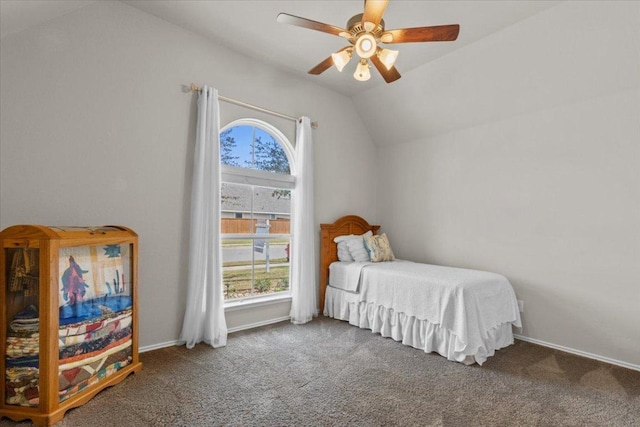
[319,215,380,313]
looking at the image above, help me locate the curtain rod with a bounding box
[184,84,318,129]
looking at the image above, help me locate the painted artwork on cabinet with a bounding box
[58,245,131,306]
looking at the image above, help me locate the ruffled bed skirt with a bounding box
[324,287,515,365]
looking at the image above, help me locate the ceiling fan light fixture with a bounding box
[331,49,352,72]
[378,48,399,70]
[363,21,376,33]
[380,32,393,43]
[354,59,371,81]
[355,33,376,59]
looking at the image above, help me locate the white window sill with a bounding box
[224,293,292,312]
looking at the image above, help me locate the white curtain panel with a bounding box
[289,116,317,324]
[180,86,228,348]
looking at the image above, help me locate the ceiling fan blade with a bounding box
[277,13,348,37]
[382,24,460,43]
[308,46,351,75]
[308,56,334,75]
[370,54,401,83]
[362,0,389,30]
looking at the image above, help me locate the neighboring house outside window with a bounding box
[219,119,294,301]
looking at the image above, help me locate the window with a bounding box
[220,119,294,302]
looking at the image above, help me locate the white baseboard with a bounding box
[227,315,290,333]
[144,330,639,372]
[140,316,291,353]
[514,334,640,372]
[140,340,181,353]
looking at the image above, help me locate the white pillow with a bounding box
[345,231,373,262]
[333,235,354,243]
[334,234,355,262]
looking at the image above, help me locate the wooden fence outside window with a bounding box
[221,218,290,235]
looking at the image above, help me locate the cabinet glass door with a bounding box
[4,248,40,407]
[57,243,134,402]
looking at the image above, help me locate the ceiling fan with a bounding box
[277,0,460,83]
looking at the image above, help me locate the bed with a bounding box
[320,215,521,365]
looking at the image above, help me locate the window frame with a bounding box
[219,118,295,306]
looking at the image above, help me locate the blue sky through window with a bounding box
[230,125,253,166]
[222,125,289,173]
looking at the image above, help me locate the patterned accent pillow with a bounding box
[364,233,395,262]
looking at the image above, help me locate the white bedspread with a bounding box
[326,259,521,364]
[329,261,371,292]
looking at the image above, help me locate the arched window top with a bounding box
[220,119,293,176]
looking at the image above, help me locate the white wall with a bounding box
[361,2,640,367]
[3,0,637,369]
[0,1,378,347]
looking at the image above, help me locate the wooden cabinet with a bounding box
[0,225,142,426]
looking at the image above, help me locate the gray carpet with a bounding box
[2,317,639,426]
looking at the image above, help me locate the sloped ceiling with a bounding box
[0,0,98,39]
[121,0,558,98]
[1,0,561,145]
[1,1,558,96]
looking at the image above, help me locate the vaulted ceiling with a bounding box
[2,1,573,147]
[2,1,558,98]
